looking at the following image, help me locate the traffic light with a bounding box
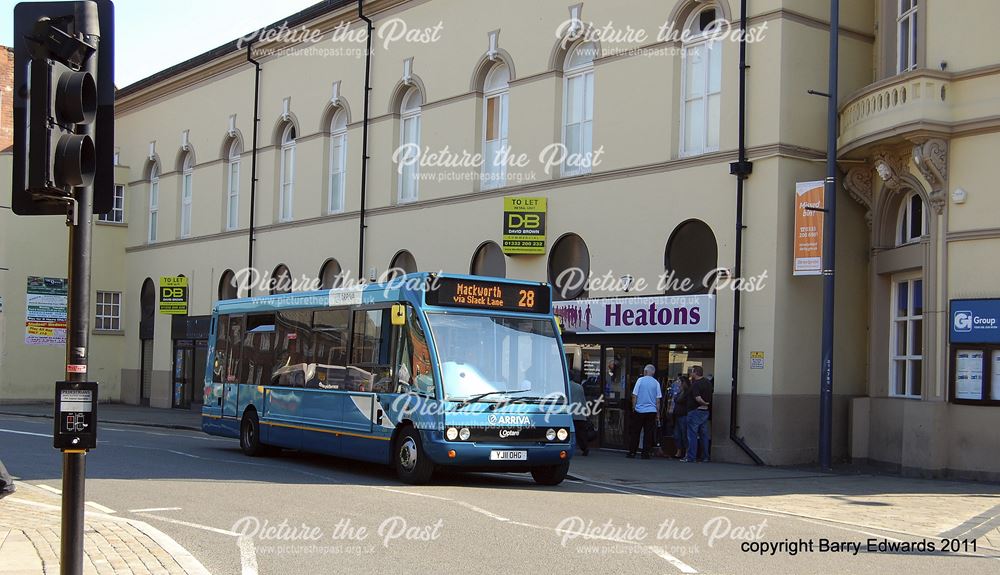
[12,1,115,216]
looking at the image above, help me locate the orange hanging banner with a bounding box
[793,181,825,276]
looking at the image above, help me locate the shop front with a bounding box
[555,295,716,451]
[171,315,211,410]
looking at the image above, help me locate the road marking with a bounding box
[129,507,183,513]
[85,501,116,514]
[374,487,452,501]
[36,484,62,495]
[238,535,259,575]
[0,428,50,438]
[135,512,241,537]
[454,500,510,522]
[647,546,698,573]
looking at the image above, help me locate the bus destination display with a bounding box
[426,278,550,314]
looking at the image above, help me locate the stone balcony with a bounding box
[838,70,952,156]
[838,65,1000,157]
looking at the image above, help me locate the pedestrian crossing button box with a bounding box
[53,381,98,450]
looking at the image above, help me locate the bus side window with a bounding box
[312,309,350,390]
[274,310,313,388]
[214,315,230,383]
[349,309,393,393]
[224,316,244,384]
[396,306,435,398]
[243,314,275,387]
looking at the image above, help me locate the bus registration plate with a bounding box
[490,450,527,461]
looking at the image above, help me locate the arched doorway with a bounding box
[470,241,506,278]
[139,278,156,406]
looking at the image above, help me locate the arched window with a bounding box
[148,162,160,243]
[140,277,156,321]
[398,88,422,203]
[218,269,238,300]
[548,233,590,300]
[270,264,292,295]
[319,258,344,289]
[482,62,509,189]
[563,42,595,176]
[226,140,241,230]
[681,5,723,156]
[388,250,418,280]
[329,110,348,214]
[180,152,193,238]
[470,241,506,278]
[896,191,927,246]
[665,220,718,295]
[279,123,296,221]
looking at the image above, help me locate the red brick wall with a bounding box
[0,46,13,152]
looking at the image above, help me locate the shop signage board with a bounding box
[793,181,824,276]
[502,196,546,255]
[159,276,189,315]
[553,295,715,334]
[950,299,1000,344]
[25,276,68,346]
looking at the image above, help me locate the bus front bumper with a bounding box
[422,438,573,469]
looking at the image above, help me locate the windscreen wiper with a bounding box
[455,388,531,409]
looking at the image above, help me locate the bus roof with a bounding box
[213,273,551,315]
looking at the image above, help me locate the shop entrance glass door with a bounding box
[599,346,654,449]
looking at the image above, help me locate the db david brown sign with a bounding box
[554,295,716,334]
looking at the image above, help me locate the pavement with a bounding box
[1,402,999,573]
[0,481,209,575]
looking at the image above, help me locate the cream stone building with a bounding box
[1,0,996,479]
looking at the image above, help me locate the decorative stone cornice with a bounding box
[843,165,874,228]
[912,138,948,214]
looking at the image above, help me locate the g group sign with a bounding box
[950,299,1000,343]
[159,276,188,315]
[502,196,546,255]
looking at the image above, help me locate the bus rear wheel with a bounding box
[394,427,434,484]
[240,411,274,457]
[531,462,570,486]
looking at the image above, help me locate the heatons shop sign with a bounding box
[554,295,716,334]
[950,299,1000,344]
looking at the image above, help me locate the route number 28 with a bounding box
[518,289,535,308]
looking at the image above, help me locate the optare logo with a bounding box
[954,311,973,332]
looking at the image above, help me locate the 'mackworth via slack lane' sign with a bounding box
[554,295,716,334]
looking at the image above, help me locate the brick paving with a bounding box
[0,484,202,575]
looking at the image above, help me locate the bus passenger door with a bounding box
[221,315,244,433]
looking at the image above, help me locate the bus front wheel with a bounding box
[240,411,274,457]
[394,427,434,484]
[531,462,570,486]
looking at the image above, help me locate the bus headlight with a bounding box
[459,427,471,441]
[446,427,458,441]
[557,428,569,441]
[546,428,557,441]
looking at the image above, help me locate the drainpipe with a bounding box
[247,43,262,293]
[358,0,373,277]
[728,0,764,465]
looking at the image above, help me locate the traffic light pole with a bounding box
[60,6,100,574]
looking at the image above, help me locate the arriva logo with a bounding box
[487,414,532,426]
[954,311,973,332]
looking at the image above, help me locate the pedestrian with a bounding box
[627,364,661,460]
[671,375,691,458]
[569,377,590,456]
[682,365,712,463]
[0,458,15,499]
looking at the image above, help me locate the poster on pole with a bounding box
[794,181,824,276]
[25,276,68,346]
